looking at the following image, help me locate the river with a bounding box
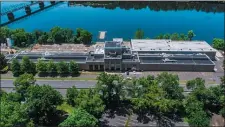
[1,1,224,44]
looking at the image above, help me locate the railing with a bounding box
[1,2,39,16]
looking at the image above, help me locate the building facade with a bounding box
[7,39,216,72]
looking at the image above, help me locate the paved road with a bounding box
[1,80,97,89]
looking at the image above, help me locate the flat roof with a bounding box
[131,39,216,52]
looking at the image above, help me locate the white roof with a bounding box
[131,39,216,52]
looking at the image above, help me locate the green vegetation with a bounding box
[0,53,7,70]
[1,72,224,126]
[212,38,225,50]
[0,27,93,47]
[134,29,144,39]
[59,108,98,127]
[11,56,80,77]
[154,30,195,41]
[72,1,224,13]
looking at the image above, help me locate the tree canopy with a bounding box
[212,38,224,50]
[59,108,98,127]
[134,29,144,39]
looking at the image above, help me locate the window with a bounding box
[89,65,93,71]
[95,65,98,70]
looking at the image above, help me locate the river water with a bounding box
[1,1,224,44]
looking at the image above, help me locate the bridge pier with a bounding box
[25,6,32,15]
[39,2,45,9]
[7,12,15,21]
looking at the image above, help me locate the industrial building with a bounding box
[7,39,216,72]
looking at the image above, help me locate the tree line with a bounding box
[11,56,79,77]
[135,29,195,41]
[70,1,225,13]
[0,26,93,47]
[1,72,224,126]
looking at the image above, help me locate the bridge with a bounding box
[0,1,62,26]
[1,2,40,16]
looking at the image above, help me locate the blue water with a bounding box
[1,2,224,44]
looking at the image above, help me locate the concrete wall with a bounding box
[78,63,89,71]
[139,64,214,72]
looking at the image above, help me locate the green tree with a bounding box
[59,108,98,127]
[21,56,36,75]
[66,86,79,106]
[36,59,47,74]
[11,28,28,47]
[69,60,79,75]
[134,29,144,39]
[0,27,11,38]
[57,61,69,74]
[0,100,29,127]
[13,73,35,100]
[26,85,63,126]
[179,33,188,40]
[76,29,92,44]
[170,33,179,40]
[132,80,180,122]
[163,33,170,39]
[96,72,125,108]
[11,58,21,77]
[187,30,195,41]
[155,34,164,39]
[37,33,48,44]
[156,72,184,100]
[47,60,57,74]
[212,38,224,50]
[75,89,105,119]
[184,96,210,127]
[186,77,205,90]
[0,53,7,70]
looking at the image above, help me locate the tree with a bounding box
[212,38,224,50]
[37,33,48,44]
[187,30,195,41]
[96,72,125,108]
[170,33,179,40]
[0,100,29,127]
[132,80,180,122]
[47,60,57,74]
[57,61,69,74]
[186,77,205,90]
[156,72,184,100]
[11,28,28,47]
[76,29,92,44]
[66,86,79,106]
[163,33,170,39]
[0,53,7,70]
[59,108,98,127]
[0,27,11,39]
[36,59,47,74]
[184,96,210,127]
[69,60,79,75]
[26,85,63,125]
[11,58,21,77]
[179,33,188,40]
[75,89,105,119]
[13,73,35,100]
[134,29,144,39]
[21,56,36,75]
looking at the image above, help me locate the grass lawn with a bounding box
[57,102,74,114]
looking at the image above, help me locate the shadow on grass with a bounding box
[71,73,81,77]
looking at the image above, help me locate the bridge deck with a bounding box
[1,2,39,16]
